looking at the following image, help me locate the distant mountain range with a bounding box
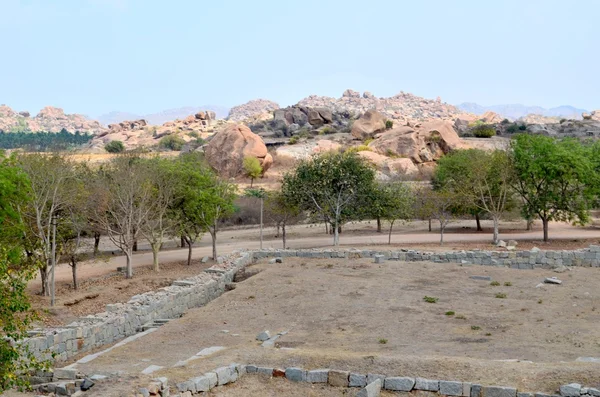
[457,103,588,121]
[98,106,230,126]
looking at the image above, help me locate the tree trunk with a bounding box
[325,222,329,235]
[259,197,263,250]
[70,257,78,290]
[40,267,48,296]
[476,213,482,232]
[282,222,287,249]
[388,221,395,245]
[428,218,432,232]
[133,239,138,252]
[377,217,382,233]
[93,233,101,257]
[333,220,340,246]
[492,216,500,245]
[338,225,342,234]
[125,248,133,279]
[151,243,160,272]
[181,236,186,248]
[250,178,254,188]
[187,239,193,266]
[527,218,534,231]
[211,230,218,260]
[276,222,280,238]
[439,221,445,245]
[542,217,549,242]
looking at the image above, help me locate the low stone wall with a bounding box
[22,252,253,363]
[253,245,600,269]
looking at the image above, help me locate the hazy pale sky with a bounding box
[2,0,598,117]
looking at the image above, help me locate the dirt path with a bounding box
[32,220,600,289]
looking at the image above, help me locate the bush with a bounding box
[159,135,186,151]
[385,120,394,129]
[187,130,199,138]
[289,136,299,145]
[518,124,527,131]
[501,119,510,125]
[472,124,496,138]
[423,296,439,303]
[346,145,371,153]
[506,124,519,133]
[105,140,125,153]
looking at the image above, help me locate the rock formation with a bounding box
[0,104,105,134]
[205,124,273,178]
[351,110,387,140]
[227,99,280,122]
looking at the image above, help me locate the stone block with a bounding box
[367,374,386,384]
[350,373,367,387]
[176,380,195,393]
[560,384,582,397]
[328,370,350,387]
[441,381,464,396]
[191,376,210,392]
[246,365,257,373]
[384,377,415,391]
[518,393,533,397]
[215,366,233,385]
[483,386,517,397]
[472,385,483,397]
[257,366,274,376]
[307,369,329,383]
[285,367,306,382]
[464,382,472,397]
[374,255,385,264]
[205,372,217,388]
[357,379,382,397]
[416,378,439,391]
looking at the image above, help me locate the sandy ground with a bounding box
[62,257,600,395]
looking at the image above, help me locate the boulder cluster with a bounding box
[0,104,105,134]
[227,99,280,122]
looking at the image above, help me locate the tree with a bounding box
[417,186,458,245]
[104,140,125,153]
[434,149,514,244]
[140,157,179,271]
[265,191,303,249]
[243,156,262,187]
[282,152,375,246]
[159,135,186,151]
[511,134,594,242]
[198,178,236,260]
[89,155,156,278]
[17,153,76,297]
[370,182,414,244]
[245,188,267,249]
[0,154,49,391]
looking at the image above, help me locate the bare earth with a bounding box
[61,257,600,396]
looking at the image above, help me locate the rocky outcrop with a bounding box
[227,99,280,122]
[368,120,466,164]
[351,110,387,140]
[0,104,105,134]
[298,90,465,123]
[357,151,419,176]
[205,124,273,178]
[480,111,504,124]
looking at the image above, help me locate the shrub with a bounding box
[187,130,199,138]
[385,120,394,129]
[347,145,371,153]
[319,126,336,135]
[490,281,500,286]
[378,338,388,344]
[471,325,481,330]
[501,119,510,125]
[104,140,125,153]
[504,282,512,287]
[423,296,439,303]
[518,124,527,131]
[445,311,455,316]
[289,136,299,144]
[506,124,519,133]
[364,138,374,145]
[472,124,496,138]
[159,135,186,151]
[495,293,507,299]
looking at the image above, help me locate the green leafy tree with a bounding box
[265,191,303,249]
[416,186,460,245]
[243,156,263,187]
[282,152,375,246]
[369,182,415,244]
[434,149,514,244]
[159,135,186,151]
[104,140,125,153]
[511,134,594,242]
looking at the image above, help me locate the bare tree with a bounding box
[417,187,458,245]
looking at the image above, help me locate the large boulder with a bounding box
[205,124,273,178]
[591,110,600,121]
[480,111,504,124]
[351,110,387,140]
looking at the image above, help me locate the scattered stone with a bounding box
[517,393,533,397]
[544,277,562,285]
[497,240,507,248]
[531,247,540,252]
[483,386,518,397]
[507,240,518,247]
[285,367,306,382]
[80,379,95,391]
[560,383,582,397]
[357,379,383,397]
[374,255,385,264]
[384,377,415,392]
[440,381,464,396]
[246,365,257,373]
[576,357,600,363]
[53,368,77,380]
[201,256,209,263]
[141,365,163,375]
[191,376,211,392]
[554,266,568,273]
[328,370,350,387]
[350,373,367,387]
[90,375,107,381]
[587,388,600,397]
[256,331,271,341]
[416,378,440,391]
[470,276,492,281]
[535,283,545,289]
[138,387,150,397]
[307,369,329,383]
[464,382,473,397]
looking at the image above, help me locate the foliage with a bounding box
[385,120,394,129]
[159,135,186,151]
[288,136,299,145]
[0,130,92,151]
[104,140,125,153]
[282,152,375,246]
[423,296,439,303]
[346,145,371,153]
[472,124,496,138]
[511,134,595,241]
[243,156,263,187]
[518,124,527,131]
[366,182,414,244]
[265,191,303,248]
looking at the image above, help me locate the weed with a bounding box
[471,325,481,331]
[490,281,500,286]
[247,295,255,299]
[504,282,512,287]
[538,299,543,304]
[485,333,492,336]
[378,338,388,344]
[445,311,455,316]
[423,296,439,304]
[495,293,507,299]
[325,264,333,269]
[456,315,467,320]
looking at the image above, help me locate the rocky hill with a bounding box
[98,106,230,126]
[227,99,280,122]
[457,102,587,121]
[297,89,466,123]
[0,105,105,134]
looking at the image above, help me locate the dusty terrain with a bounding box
[62,257,600,395]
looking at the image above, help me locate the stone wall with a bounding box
[22,252,253,363]
[252,245,600,269]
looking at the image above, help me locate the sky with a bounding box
[1,0,598,117]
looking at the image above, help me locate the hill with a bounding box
[0,105,105,134]
[457,102,587,121]
[98,106,230,126]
